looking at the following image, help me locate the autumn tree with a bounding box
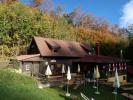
[55,4,64,16]
[124,24,133,64]
[0,1,128,58]
[32,0,42,7]
[0,0,18,4]
[64,7,81,26]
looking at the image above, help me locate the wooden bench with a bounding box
[99,79,107,83]
[48,75,62,82]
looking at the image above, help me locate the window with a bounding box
[51,65,54,71]
[80,44,94,54]
[25,64,30,71]
[69,46,77,52]
[31,44,35,49]
[45,40,61,52]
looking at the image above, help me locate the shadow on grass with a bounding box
[57,82,127,100]
[78,83,127,100]
[54,85,81,100]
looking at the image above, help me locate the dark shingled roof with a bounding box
[29,37,90,58]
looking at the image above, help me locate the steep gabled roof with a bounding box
[29,37,89,58]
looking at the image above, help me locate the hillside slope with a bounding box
[0,69,64,100]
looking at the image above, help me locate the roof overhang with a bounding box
[16,54,44,62]
[74,55,128,64]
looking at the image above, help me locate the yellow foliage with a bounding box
[74,26,124,45]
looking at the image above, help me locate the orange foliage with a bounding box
[33,0,42,7]
[74,25,122,45]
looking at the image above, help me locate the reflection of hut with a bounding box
[17,36,128,84]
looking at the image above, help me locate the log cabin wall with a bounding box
[17,36,128,84]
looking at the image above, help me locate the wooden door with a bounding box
[33,62,39,75]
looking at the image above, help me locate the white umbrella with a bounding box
[45,65,52,76]
[61,64,65,73]
[67,66,71,80]
[124,63,127,70]
[91,98,95,100]
[109,67,111,72]
[124,66,126,70]
[119,66,121,71]
[103,66,105,69]
[93,67,96,88]
[113,63,115,67]
[95,65,100,95]
[109,64,111,72]
[45,65,52,87]
[66,66,71,96]
[119,63,121,70]
[61,64,65,86]
[121,66,123,70]
[112,64,115,71]
[113,67,115,71]
[113,68,120,89]
[78,64,80,73]
[113,68,120,100]
[95,65,100,79]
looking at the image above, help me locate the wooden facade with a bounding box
[17,36,91,76]
[17,36,128,83]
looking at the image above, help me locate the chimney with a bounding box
[96,42,101,56]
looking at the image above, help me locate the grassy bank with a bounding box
[0,69,65,100]
[0,69,127,100]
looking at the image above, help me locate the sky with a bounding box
[21,0,133,27]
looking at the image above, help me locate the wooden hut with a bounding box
[17,36,91,76]
[17,36,128,83]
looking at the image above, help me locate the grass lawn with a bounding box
[0,69,65,100]
[0,69,127,100]
[77,83,126,100]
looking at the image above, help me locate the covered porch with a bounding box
[73,55,128,83]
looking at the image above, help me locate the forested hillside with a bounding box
[0,0,132,59]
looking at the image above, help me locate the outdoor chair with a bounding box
[80,92,90,100]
